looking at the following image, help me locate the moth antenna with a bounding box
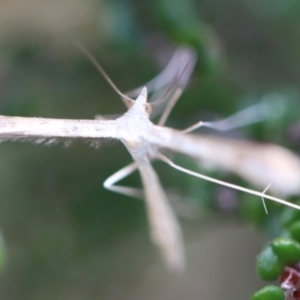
[261,183,272,215]
[158,153,300,211]
[73,41,135,105]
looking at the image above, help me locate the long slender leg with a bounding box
[137,162,185,272]
[181,121,204,133]
[103,162,143,199]
[157,88,183,126]
[157,153,300,211]
[126,47,196,99]
[182,101,274,133]
[125,47,196,119]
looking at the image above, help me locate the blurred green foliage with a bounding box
[0,0,300,299]
[251,285,285,300]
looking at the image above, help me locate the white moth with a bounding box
[1,45,300,273]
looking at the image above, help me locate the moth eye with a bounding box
[145,103,152,115]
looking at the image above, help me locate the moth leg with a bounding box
[182,101,274,133]
[157,88,183,126]
[124,47,196,117]
[126,48,196,99]
[181,120,204,133]
[103,162,143,199]
[157,153,300,211]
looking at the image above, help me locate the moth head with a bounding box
[122,87,152,116]
[134,87,152,115]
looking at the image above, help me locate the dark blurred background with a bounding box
[0,0,300,299]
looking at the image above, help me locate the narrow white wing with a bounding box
[0,115,119,142]
[138,161,185,272]
[150,126,300,196]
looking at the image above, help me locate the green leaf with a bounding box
[257,245,285,280]
[288,220,300,243]
[272,237,300,263]
[251,285,285,300]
